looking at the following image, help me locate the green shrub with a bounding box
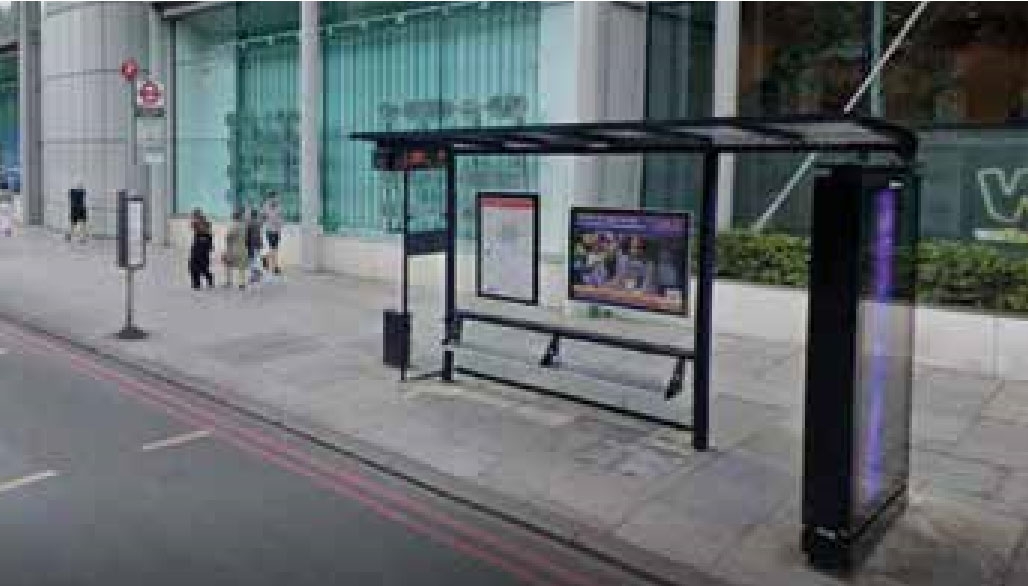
[712,230,1028,316]
[714,230,810,287]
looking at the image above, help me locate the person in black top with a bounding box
[67,183,88,242]
[188,208,215,290]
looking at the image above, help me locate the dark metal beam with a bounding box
[731,122,806,143]
[693,152,718,451]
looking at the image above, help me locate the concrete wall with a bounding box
[41,1,150,236]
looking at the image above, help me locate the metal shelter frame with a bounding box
[352,115,917,451]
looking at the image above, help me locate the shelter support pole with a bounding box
[400,169,410,382]
[694,152,719,451]
[442,153,457,382]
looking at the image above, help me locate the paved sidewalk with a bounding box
[1,228,1027,586]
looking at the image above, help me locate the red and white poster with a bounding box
[477,193,539,304]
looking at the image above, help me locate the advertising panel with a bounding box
[852,180,916,528]
[569,208,690,315]
[476,193,539,304]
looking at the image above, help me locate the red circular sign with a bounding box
[120,59,139,82]
[138,81,161,106]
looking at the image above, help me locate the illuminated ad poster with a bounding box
[476,193,539,304]
[852,181,916,527]
[569,208,690,315]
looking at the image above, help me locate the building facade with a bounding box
[9,1,1028,302]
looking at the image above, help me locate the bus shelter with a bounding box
[351,115,916,454]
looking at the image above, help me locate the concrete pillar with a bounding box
[18,0,41,225]
[40,2,150,237]
[713,0,740,231]
[299,1,322,271]
[147,8,171,246]
[571,1,602,207]
[537,1,605,259]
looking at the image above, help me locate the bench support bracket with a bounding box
[666,357,687,400]
[540,334,561,367]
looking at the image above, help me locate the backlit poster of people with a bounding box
[476,193,539,304]
[569,208,690,315]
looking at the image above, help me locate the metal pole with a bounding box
[128,79,137,199]
[401,169,410,382]
[126,268,134,330]
[693,152,719,451]
[442,153,457,382]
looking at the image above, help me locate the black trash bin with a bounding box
[383,310,410,369]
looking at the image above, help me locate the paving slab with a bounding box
[954,418,1028,471]
[616,450,795,569]
[864,492,1025,586]
[910,449,1007,501]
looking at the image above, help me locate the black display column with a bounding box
[802,164,919,570]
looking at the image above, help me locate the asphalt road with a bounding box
[0,320,656,586]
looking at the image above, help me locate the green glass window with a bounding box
[0,51,18,191]
[322,1,541,236]
[174,2,300,221]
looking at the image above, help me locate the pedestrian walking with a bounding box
[0,200,12,238]
[223,208,248,289]
[67,182,88,243]
[262,193,284,276]
[245,206,264,284]
[188,208,215,290]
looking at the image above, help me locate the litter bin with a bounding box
[383,309,410,369]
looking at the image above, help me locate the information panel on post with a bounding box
[568,208,691,316]
[476,192,540,305]
[117,191,146,270]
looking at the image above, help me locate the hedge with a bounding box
[711,230,1028,315]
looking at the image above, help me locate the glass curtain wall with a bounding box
[0,50,18,192]
[321,1,541,236]
[734,1,870,233]
[733,1,1028,241]
[174,2,300,221]
[882,2,1028,243]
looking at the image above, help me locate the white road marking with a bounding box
[0,347,8,355]
[0,469,60,494]
[140,429,212,453]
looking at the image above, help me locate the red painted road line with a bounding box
[15,330,600,586]
[1,328,602,586]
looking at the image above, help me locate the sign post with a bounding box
[115,59,153,341]
[116,190,147,340]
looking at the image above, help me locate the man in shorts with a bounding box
[67,182,88,243]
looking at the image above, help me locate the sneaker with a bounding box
[238,284,246,291]
[273,268,282,276]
